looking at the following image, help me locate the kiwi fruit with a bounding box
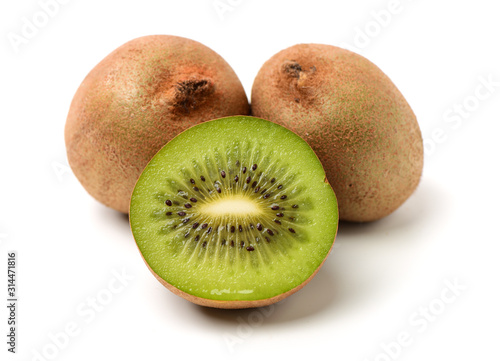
[251,44,423,222]
[129,116,338,309]
[65,35,249,213]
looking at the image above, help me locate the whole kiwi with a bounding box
[251,44,423,222]
[65,35,249,213]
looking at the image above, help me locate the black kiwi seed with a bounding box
[265,237,270,243]
[193,187,199,192]
[166,212,172,216]
[271,205,279,210]
[289,228,296,233]
[178,211,186,216]
[207,227,212,234]
[165,200,172,206]
[184,231,190,238]
[267,229,274,236]
[271,178,276,183]
[190,197,197,202]
[234,175,239,182]
[192,222,199,229]
[263,193,270,199]
[230,240,235,247]
[194,235,200,242]
[200,176,206,181]
[260,188,267,194]
[230,226,235,233]
[246,176,251,184]
[221,170,226,178]
[202,241,207,248]
[184,203,192,208]
[256,223,263,231]
[252,164,257,171]
[239,225,243,232]
[182,218,190,224]
[216,187,221,193]
[201,223,208,229]
[240,241,245,247]
[190,179,195,184]
[246,246,255,252]
[251,181,257,188]
[242,167,247,174]
[292,204,298,208]
[276,213,284,217]
[281,195,287,199]
[277,185,283,190]
[274,220,281,225]
[254,186,260,193]
[221,239,226,246]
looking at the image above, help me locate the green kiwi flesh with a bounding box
[130,116,338,308]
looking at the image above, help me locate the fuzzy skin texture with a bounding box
[251,44,423,222]
[65,35,250,213]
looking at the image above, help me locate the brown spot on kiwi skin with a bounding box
[65,35,250,213]
[171,78,215,114]
[283,60,302,78]
[278,59,318,105]
[251,43,423,222]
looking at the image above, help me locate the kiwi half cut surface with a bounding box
[130,116,338,308]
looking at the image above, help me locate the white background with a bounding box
[1,0,499,360]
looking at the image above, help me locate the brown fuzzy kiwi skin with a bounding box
[251,44,423,222]
[65,35,250,213]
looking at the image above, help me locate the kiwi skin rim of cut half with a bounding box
[129,116,338,309]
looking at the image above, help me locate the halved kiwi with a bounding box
[130,116,338,309]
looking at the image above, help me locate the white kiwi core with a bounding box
[199,195,263,217]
